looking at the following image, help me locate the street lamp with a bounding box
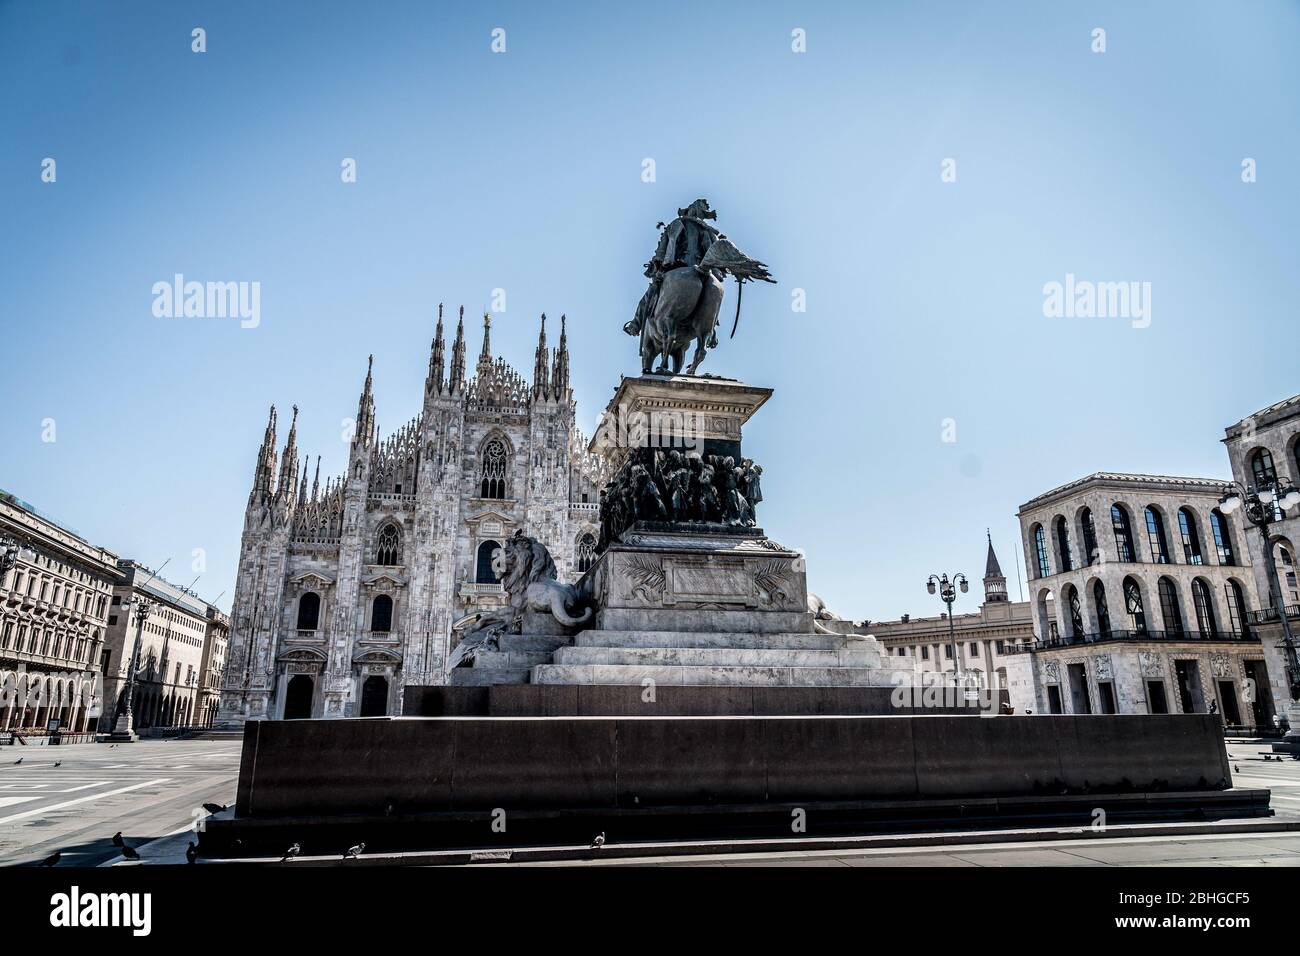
[926,572,970,683]
[1220,475,1300,699]
[0,537,20,580]
[109,595,153,742]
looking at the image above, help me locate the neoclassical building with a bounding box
[102,560,214,730]
[870,535,1034,710]
[1010,473,1268,726]
[219,309,605,724]
[1223,392,1300,727]
[0,490,118,734]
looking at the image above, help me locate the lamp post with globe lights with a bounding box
[108,595,153,742]
[1219,475,1300,701]
[927,572,970,684]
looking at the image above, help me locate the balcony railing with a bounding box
[1007,628,1257,653]
[459,582,505,597]
[1246,605,1300,625]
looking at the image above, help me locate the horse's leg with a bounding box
[656,334,672,374]
[684,274,725,375]
[671,348,685,374]
[686,335,708,375]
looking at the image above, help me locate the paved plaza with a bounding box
[0,739,241,867]
[1,738,1297,867]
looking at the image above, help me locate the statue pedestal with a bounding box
[579,529,812,635]
[589,373,772,469]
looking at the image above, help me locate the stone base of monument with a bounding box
[405,683,978,717]
[198,713,1267,859]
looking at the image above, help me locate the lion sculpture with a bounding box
[446,531,593,670]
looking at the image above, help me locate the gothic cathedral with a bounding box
[219,309,607,723]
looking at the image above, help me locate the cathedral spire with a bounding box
[427,303,446,396]
[448,307,466,393]
[355,356,375,447]
[249,404,278,506]
[533,313,550,398]
[277,405,300,498]
[552,313,570,395]
[477,311,494,376]
[983,529,1008,603]
[297,455,308,506]
[311,455,321,502]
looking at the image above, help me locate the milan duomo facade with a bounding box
[218,309,606,724]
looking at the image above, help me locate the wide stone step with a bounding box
[553,646,880,668]
[449,668,532,686]
[498,634,571,653]
[474,649,557,670]
[530,663,898,687]
[573,630,859,650]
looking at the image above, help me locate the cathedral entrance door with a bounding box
[284,674,314,720]
[360,675,389,717]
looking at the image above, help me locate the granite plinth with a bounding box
[228,713,1236,821]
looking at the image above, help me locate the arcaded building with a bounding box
[219,310,606,724]
[1010,473,1270,727]
[1223,392,1300,727]
[0,490,119,733]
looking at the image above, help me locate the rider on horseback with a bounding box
[626,199,724,349]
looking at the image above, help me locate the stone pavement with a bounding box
[0,739,241,867]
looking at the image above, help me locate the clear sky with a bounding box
[2,0,1297,620]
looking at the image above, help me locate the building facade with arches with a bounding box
[100,560,215,732]
[1011,473,1270,727]
[219,309,605,724]
[1223,392,1300,730]
[0,490,120,735]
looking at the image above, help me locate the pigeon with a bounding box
[343,842,365,860]
[1234,764,1241,772]
[185,842,197,865]
[202,802,226,815]
[39,850,61,867]
[12,757,21,765]
[590,832,606,849]
[121,843,139,861]
[281,842,301,863]
[53,761,61,768]
[111,832,124,847]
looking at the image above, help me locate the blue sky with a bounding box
[2,0,1297,619]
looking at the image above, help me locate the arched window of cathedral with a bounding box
[296,592,320,631]
[375,524,401,566]
[371,594,393,633]
[476,540,501,584]
[480,438,509,499]
[576,533,597,573]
